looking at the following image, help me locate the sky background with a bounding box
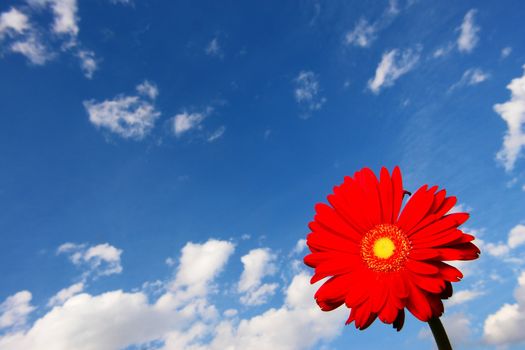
[1,0,525,349]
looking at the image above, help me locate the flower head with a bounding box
[304,167,480,331]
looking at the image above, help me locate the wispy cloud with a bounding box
[344,0,399,48]
[501,46,512,59]
[367,47,420,94]
[294,70,326,117]
[457,9,479,53]
[345,18,376,48]
[205,37,222,58]
[84,81,161,140]
[449,68,489,91]
[494,66,525,172]
[207,126,226,142]
[172,111,206,137]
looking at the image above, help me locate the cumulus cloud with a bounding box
[457,9,479,53]
[494,66,525,171]
[0,238,349,350]
[484,271,525,345]
[476,223,525,260]
[57,242,123,279]
[294,71,326,117]
[168,239,235,301]
[84,81,161,140]
[0,292,34,330]
[367,48,420,94]
[238,248,278,306]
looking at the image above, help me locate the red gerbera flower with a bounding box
[304,167,480,331]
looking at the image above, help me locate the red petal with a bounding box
[410,273,446,293]
[379,167,393,224]
[355,168,382,226]
[437,243,480,261]
[314,274,353,311]
[313,203,362,242]
[405,281,433,321]
[397,185,435,232]
[392,166,404,222]
[306,230,359,254]
[409,213,469,239]
[409,248,440,260]
[406,259,440,275]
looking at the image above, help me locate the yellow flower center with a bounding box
[360,224,410,273]
[373,237,395,259]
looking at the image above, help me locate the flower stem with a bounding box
[428,317,452,350]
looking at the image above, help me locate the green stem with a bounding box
[428,317,452,350]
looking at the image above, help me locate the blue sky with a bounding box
[1,0,525,349]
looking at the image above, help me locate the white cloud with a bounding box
[449,68,489,91]
[0,8,30,39]
[187,273,346,350]
[501,46,512,59]
[294,71,326,116]
[345,18,376,47]
[1,1,98,77]
[419,312,472,347]
[48,283,84,307]
[136,80,159,100]
[10,35,51,65]
[484,241,510,257]
[443,313,472,346]
[484,270,525,345]
[207,126,226,142]
[447,289,484,306]
[84,81,161,140]
[476,223,525,260]
[0,291,34,330]
[367,48,420,94]
[494,66,525,171]
[57,242,123,279]
[168,239,235,300]
[238,248,278,306]
[292,239,306,255]
[28,0,79,38]
[205,37,222,57]
[173,112,206,137]
[0,237,350,350]
[508,224,525,249]
[457,9,479,53]
[77,49,97,79]
[344,1,399,48]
